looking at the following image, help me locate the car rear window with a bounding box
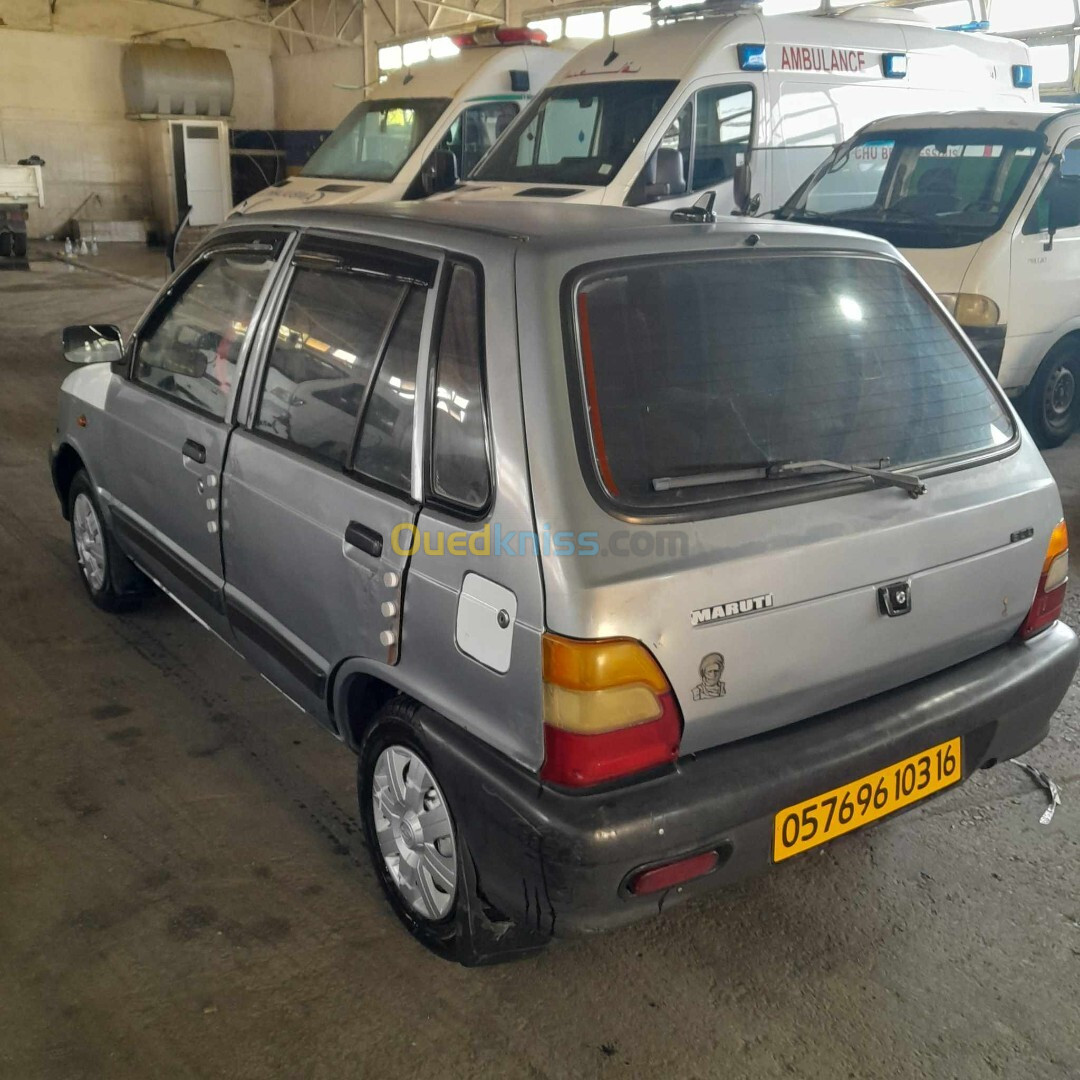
[572,253,1014,512]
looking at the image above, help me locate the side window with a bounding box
[443,102,520,178]
[430,263,490,511]
[1025,138,1080,234]
[353,287,425,492]
[134,250,275,419]
[255,266,405,467]
[691,84,753,192]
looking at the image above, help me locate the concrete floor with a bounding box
[2,246,1079,1080]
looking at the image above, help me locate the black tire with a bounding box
[12,232,27,258]
[358,698,466,961]
[0,231,12,258]
[357,697,551,966]
[67,470,145,612]
[1026,342,1080,449]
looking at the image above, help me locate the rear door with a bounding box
[221,234,438,724]
[558,248,1052,755]
[102,231,286,637]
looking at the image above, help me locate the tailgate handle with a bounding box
[182,439,206,464]
[345,520,383,558]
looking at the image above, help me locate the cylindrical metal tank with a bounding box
[122,41,234,117]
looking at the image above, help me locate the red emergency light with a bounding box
[450,27,548,48]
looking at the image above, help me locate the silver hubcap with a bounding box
[72,492,107,592]
[372,746,457,921]
[1044,364,1076,427]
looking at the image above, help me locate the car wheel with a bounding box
[357,697,552,965]
[12,232,27,258]
[1027,343,1080,449]
[68,470,143,612]
[358,701,464,959]
[0,232,12,258]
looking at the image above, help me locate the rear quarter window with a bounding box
[570,252,1014,514]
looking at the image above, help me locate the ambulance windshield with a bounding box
[472,81,677,186]
[778,128,1042,249]
[302,98,451,182]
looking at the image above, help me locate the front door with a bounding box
[221,235,438,723]
[1011,131,1080,365]
[103,234,285,636]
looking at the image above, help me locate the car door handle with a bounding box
[182,439,207,465]
[344,520,383,558]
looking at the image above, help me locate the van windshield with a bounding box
[573,254,1013,512]
[471,81,677,186]
[301,98,451,182]
[777,128,1042,249]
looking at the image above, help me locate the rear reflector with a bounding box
[1018,520,1068,640]
[628,850,719,895]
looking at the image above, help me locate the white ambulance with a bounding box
[778,106,1080,447]
[232,28,569,214]
[443,4,1037,214]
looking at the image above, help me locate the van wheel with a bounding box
[12,232,27,258]
[0,232,12,258]
[357,698,549,965]
[68,470,144,612]
[1027,343,1080,448]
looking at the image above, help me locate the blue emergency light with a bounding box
[944,20,990,31]
[1012,63,1034,88]
[882,53,908,79]
[738,43,766,71]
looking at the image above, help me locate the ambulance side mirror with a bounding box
[733,155,759,216]
[421,149,459,196]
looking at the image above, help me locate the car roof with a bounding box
[858,106,1080,135]
[227,201,897,260]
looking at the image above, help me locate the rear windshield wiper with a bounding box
[653,459,927,499]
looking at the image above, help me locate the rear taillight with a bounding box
[1018,520,1069,640]
[540,633,682,788]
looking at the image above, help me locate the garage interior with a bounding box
[2,1,1080,1077]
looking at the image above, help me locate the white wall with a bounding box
[0,27,272,236]
[271,46,364,131]
[0,31,149,236]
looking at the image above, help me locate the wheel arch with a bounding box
[52,441,89,520]
[331,662,404,753]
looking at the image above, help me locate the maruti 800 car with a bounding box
[51,203,1077,964]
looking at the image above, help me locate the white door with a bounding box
[182,123,228,226]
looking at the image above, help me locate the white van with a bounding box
[232,29,569,214]
[777,107,1080,447]
[442,5,1036,215]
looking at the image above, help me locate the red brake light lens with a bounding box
[1018,520,1069,640]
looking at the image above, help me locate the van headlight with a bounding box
[938,293,1000,327]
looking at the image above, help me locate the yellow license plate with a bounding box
[773,737,962,862]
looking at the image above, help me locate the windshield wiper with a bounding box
[652,459,927,499]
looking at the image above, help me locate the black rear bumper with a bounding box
[424,622,1077,938]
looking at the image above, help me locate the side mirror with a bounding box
[733,155,760,215]
[421,149,459,196]
[62,324,124,365]
[635,147,687,203]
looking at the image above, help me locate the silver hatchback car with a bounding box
[52,203,1078,964]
